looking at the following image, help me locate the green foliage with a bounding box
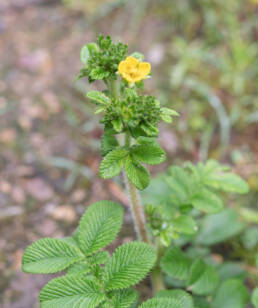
[196,208,245,245]
[213,279,249,308]
[78,35,128,82]
[101,132,119,156]
[161,247,218,295]
[40,275,105,308]
[189,263,218,295]
[22,238,84,274]
[111,289,138,308]
[161,246,191,280]
[99,148,128,179]
[79,201,123,255]
[252,287,258,308]
[166,160,248,214]
[130,142,166,165]
[173,215,197,235]
[87,91,111,105]
[155,289,194,308]
[139,297,186,308]
[22,34,254,308]
[125,156,150,190]
[103,241,156,290]
[22,200,158,307]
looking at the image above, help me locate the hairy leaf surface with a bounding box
[22,238,84,274]
[79,201,123,255]
[103,242,156,290]
[40,275,105,308]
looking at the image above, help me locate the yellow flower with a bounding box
[118,56,151,83]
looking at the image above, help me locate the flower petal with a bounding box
[138,62,151,78]
[125,56,139,67]
[118,61,127,74]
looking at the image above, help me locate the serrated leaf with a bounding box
[112,118,123,132]
[190,264,218,295]
[161,108,179,123]
[139,297,185,308]
[80,43,98,64]
[103,242,156,290]
[87,91,110,105]
[196,209,245,245]
[161,113,173,123]
[252,287,258,308]
[160,246,191,280]
[167,166,194,206]
[131,143,166,165]
[66,261,91,275]
[205,173,249,194]
[99,148,128,179]
[141,122,159,137]
[125,157,150,190]
[216,262,246,282]
[89,251,110,265]
[193,296,211,308]
[173,215,198,235]
[161,107,179,116]
[80,45,90,64]
[187,259,206,286]
[101,133,119,156]
[111,288,138,308]
[242,227,258,250]
[213,279,249,308]
[156,289,194,308]
[40,275,105,308]
[90,67,110,80]
[22,238,84,274]
[191,189,223,214]
[79,201,123,255]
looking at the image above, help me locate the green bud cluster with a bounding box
[101,90,162,137]
[77,34,128,83]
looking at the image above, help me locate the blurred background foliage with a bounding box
[0,0,257,306]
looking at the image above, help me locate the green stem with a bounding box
[109,79,119,99]
[151,238,165,293]
[151,267,165,293]
[123,132,149,243]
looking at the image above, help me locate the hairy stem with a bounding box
[109,78,119,99]
[151,238,165,293]
[123,131,149,243]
